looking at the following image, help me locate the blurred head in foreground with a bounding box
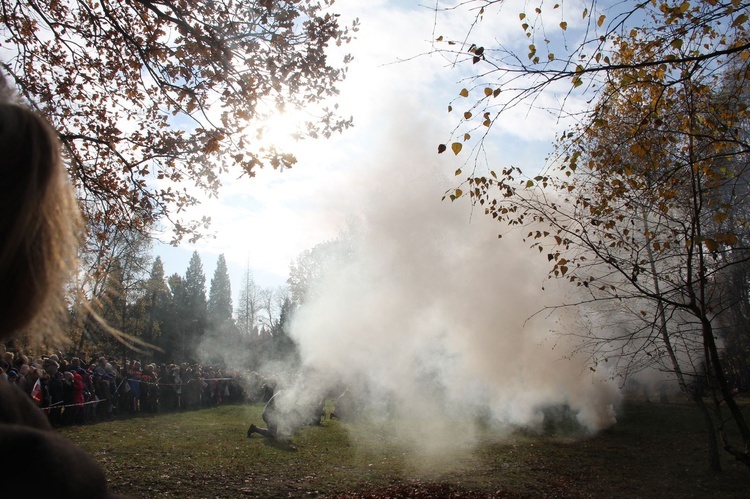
[0,76,81,346]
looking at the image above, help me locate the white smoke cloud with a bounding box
[279,97,622,462]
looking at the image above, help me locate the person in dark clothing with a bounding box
[247,389,326,440]
[46,369,64,427]
[247,390,282,438]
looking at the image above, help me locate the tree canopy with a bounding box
[1,0,357,243]
[432,0,750,470]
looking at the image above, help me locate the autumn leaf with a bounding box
[451,142,463,155]
[704,238,718,253]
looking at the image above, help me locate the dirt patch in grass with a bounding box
[59,401,748,498]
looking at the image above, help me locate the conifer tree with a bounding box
[208,254,234,331]
[182,251,207,361]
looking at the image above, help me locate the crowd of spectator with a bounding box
[0,345,259,427]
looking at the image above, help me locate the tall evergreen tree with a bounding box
[159,273,187,362]
[182,251,207,361]
[204,254,242,365]
[208,254,234,330]
[136,256,170,343]
[270,295,299,366]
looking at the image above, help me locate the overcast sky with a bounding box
[154,0,560,302]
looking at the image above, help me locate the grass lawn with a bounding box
[59,400,749,498]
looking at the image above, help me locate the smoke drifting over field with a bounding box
[280,108,621,460]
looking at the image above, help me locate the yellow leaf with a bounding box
[560,21,567,31]
[597,14,606,27]
[463,133,471,141]
[704,238,718,252]
[464,111,472,119]
[451,142,463,155]
[714,212,728,224]
[519,13,526,20]
[455,168,462,176]
[484,87,493,96]
[459,88,469,97]
[454,188,463,198]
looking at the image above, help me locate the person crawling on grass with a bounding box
[247,389,282,438]
[246,389,325,440]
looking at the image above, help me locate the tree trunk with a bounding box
[694,392,723,471]
[700,314,750,467]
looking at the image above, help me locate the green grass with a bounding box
[59,401,749,498]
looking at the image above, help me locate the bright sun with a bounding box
[253,107,306,153]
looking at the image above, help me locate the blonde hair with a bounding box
[0,99,81,345]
